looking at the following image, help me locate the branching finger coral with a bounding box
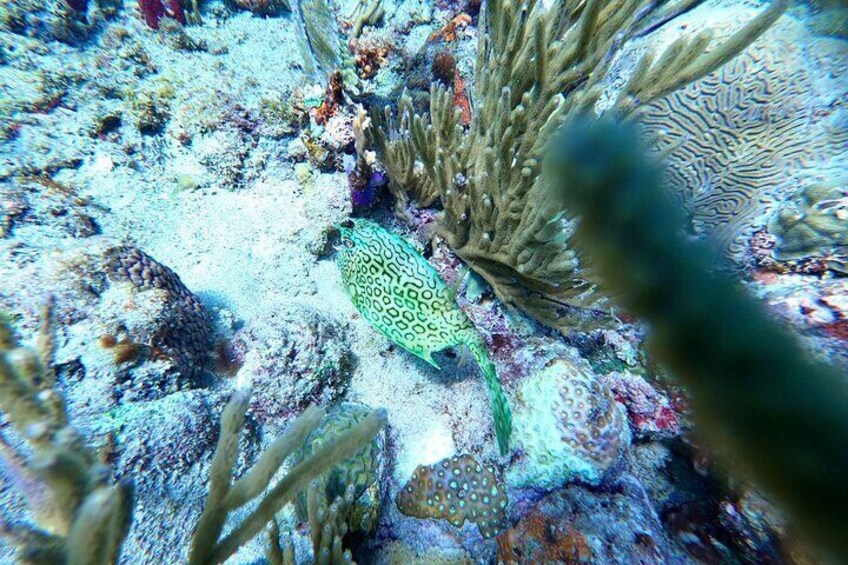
[0,299,133,565]
[267,480,358,564]
[188,391,386,564]
[350,0,384,39]
[367,0,787,332]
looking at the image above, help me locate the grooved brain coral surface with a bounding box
[397,454,508,539]
[106,245,211,378]
[509,359,630,490]
[640,21,847,263]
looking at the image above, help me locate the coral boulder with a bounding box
[508,359,630,490]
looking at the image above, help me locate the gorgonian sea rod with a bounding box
[365,0,788,332]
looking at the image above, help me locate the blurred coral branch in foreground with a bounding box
[547,118,848,562]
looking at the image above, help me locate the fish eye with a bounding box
[343,238,355,249]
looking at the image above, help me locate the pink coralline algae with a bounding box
[138,0,186,29]
[603,371,680,439]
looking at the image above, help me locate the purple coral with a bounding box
[138,0,186,29]
[349,170,386,209]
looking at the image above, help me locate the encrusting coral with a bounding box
[397,454,508,539]
[366,0,788,332]
[769,182,848,273]
[548,117,848,562]
[0,298,133,564]
[188,390,386,564]
[509,358,630,489]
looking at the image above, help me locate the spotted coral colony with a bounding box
[397,454,508,539]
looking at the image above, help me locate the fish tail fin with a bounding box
[464,333,513,457]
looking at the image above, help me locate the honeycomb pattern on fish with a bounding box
[336,219,512,455]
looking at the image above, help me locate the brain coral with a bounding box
[640,21,847,263]
[397,454,508,539]
[509,359,630,490]
[106,246,211,378]
[291,402,386,533]
[769,182,848,269]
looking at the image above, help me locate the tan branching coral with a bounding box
[368,0,787,331]
[0,299,133,565]
[267,480,359,564]
[188,390,386,564]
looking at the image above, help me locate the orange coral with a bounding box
[497,512,593,564]
[453,69,472,127]
[429,13,472,42]
[313,70,344,126]
[351,38,390,80]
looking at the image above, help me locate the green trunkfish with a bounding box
[336,219,513,456]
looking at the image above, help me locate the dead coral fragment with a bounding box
[0,300,133,564]
[398,454,508,539]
